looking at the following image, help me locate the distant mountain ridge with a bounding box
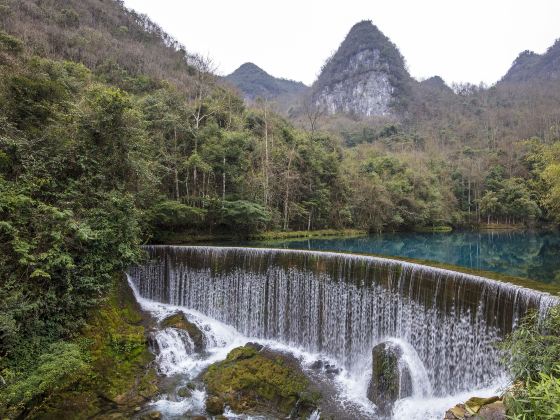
[225,62,308,100]
[225,22,560,119]
[311,20,412,117]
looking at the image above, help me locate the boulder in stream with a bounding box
[367,341,413,416]
[202,344,320,418]
[160,312,205,352]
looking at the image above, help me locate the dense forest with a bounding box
[1,0,560,417]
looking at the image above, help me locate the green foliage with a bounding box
[4,73,68,133]
[0,30,23,54]
[501,307,560,419]
[58,8,80,29]
[0,279,158,419]
[149,200,206,231]
[1,342,90,411]
[479,178,540,223]
[500,306,560,382]
[0,181,143,359]
[345,148,455,231]
[218,200,272,234]
[505,366,560,420]
[523,140,560,223]
[0,50,149,416]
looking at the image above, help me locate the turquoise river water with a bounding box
[248,230,560,284]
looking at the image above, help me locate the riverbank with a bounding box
[478,223,524,230]
[152,228,367,244]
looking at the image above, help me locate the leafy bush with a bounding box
[0,31,23,54]
[218,200,271,234]
[501,306,560,419]
[149,200,206,231]
[505,366,560,420]
[500,306,560,382]
[1,342,90,411]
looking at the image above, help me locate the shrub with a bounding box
[500,306,560,382]
[149,200,206,231]
[1,342,90,411]
[218,200,271,234]
[504,366,560,420]
[500,306,560,419]
[0,31,23,55]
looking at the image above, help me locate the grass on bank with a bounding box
[478,223,525,230]
[248,229,366,240]
[412,225,453,233]
[152,228,367,244]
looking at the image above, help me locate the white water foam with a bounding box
[127,275,507,420]
[150,389,207,416]
[392,382,507,420]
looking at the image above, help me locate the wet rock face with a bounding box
[160,313,205,352]
[202,344,319,418]
[367,342,412,416]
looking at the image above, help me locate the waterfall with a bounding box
[129,245,559,396]
[153,328,196,375]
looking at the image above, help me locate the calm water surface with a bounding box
[249,230,560,284]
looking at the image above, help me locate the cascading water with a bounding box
[128,245,559,419]
[153,328,196,375]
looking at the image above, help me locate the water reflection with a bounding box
[252,231,560,284]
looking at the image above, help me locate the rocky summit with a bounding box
[312,20,411,117]
[501,39,560,82]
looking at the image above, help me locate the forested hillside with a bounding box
[1,0,560,416]
[0,3,352,414]
[0,0,197,90]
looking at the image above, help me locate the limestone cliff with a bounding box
[312,20,411,117]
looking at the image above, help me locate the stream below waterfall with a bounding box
[127,246,559,419]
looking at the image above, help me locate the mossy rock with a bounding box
[205,395,225,415]
[24,276,159,419]
[177,386,193,398]
[367,341,412,416]
[202,344,319,418]
[161,312,205,352]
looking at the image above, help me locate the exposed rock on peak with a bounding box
[312,20,411,117]
[225,62,308,100]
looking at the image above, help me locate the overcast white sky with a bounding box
[124,0,560,86]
